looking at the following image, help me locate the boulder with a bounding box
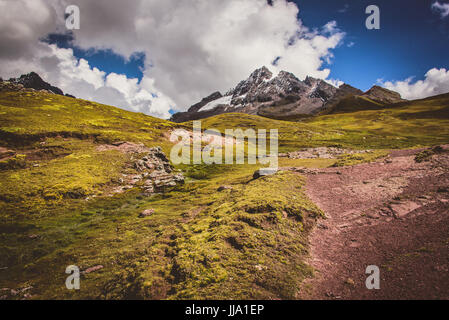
[253,167,278,179]
[217,185,233,191]
[139,209,155,218]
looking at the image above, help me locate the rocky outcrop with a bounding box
[1,72,75,98]
[362,85,405,104]
[131,147,184,195]
[170,66,406,122]
[9,72,64,95]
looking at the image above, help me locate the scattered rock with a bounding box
[19,286,33,293]
[83,265,104,274]
[345,278,355,286]
[139,209,155,218]
[254,265,267,271]
[389,201,421,218]
[437,187,448,193]
[365,212,380,219]
[217,185,233,191]
[317,223,328,230]
[253,167,278,179]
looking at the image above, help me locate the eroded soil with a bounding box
[299,146,449,300]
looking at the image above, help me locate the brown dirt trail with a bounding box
[299,147,449,299]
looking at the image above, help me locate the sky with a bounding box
[1,0,449,119]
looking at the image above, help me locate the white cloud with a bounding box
[0,0,346,118]
[432,1,449,18]
[326,78,344,88]
[382,68,449,100]
[0,0,56,59]
[0,43,173,118]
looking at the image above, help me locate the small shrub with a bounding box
[414,150,434,163]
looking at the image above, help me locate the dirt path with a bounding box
[299,147,449,300]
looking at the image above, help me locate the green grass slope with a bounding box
[1,89,449,299]
[307,92,449,149]
[320,95,385,114]
[0,89,177,145]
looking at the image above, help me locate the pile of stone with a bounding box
[132,147,184,195]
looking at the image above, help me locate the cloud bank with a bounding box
[0,0,345,118]
[432,1,449,18]
[382,68,449,100]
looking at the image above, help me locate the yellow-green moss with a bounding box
[2,88,449,300]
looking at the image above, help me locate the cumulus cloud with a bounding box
[382,68,449,100]
[0,0,56,59]
[326,78,344,88]
[0,42,174,118]
[432,1,449,18]
[0,0,346,118]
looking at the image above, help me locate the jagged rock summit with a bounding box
[0,72,75,98]
[363,85,405,104]
[170,66,405,122]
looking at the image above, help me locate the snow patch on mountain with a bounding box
[199,95,233,111]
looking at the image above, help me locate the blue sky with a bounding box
[44,33,146,81]
[294,0,449,90]
[3,0,449,118]
[46,0,449,92]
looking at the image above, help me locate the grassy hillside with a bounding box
[0,89,177,146]
[320,95,384,114]
[197,93,449,150]
[1,89,449,299]
[307,93,449,149]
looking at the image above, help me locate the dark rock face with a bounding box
[362,85,405,104]
[170,91,223,122]
[170,66,406,122]
[188,91,223,113]
[9,72,64,95]
[1,72,75,98]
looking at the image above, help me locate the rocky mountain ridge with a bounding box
[170,66,406,122]
[0,72,74,98]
